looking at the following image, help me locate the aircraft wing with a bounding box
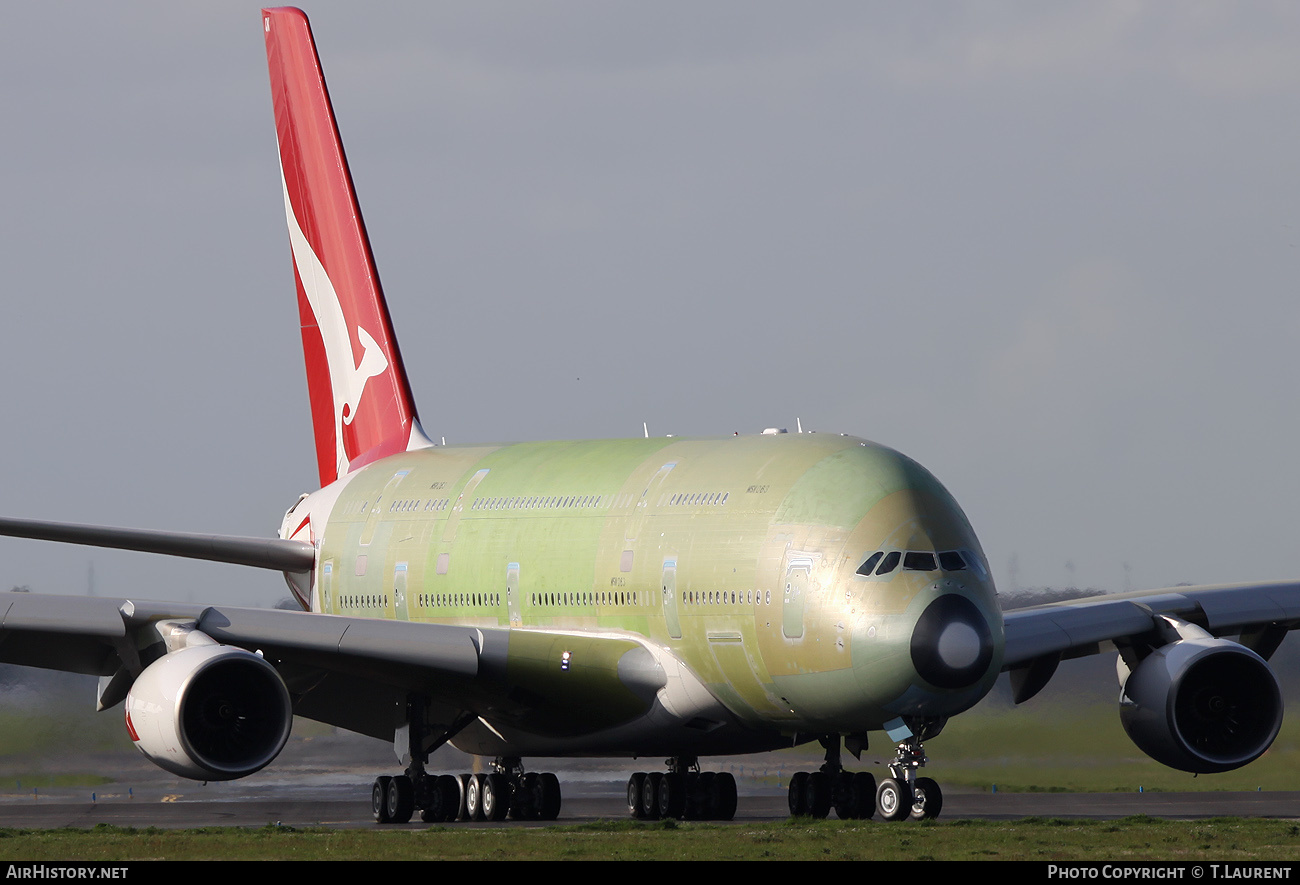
[0,592,664,745]
[0,517,314,572]
[1000,580,1300,703]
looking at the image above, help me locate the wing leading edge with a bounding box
[1001,579,1300,704]
[0,517,314,573]
[0,592,689,754]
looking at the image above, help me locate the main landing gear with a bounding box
[372,756,563,824]
[371,697,563,824]
[627,757,738,821]
[786,732,943,821]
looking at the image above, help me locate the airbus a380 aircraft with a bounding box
[0,6,1296,825]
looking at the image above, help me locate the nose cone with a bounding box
[910,593,995,690]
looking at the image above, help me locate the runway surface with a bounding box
[0,790,1297,829]
[1,726,1296,829]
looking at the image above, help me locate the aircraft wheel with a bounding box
[385,774,414,823]
[372,775,392,823]
[909,777,943,821]
[698,771,717,819]
[712,772,738,821]
[454,774,472,821]
[829,771,861,820]
[421,775,458,822]
[512,772,539,820]
[788,771,808,816]
[851,771,877,820]
[805,771,831,819]
[658,773,686,819]
[482,772,510,822]
[683,772,704,820]
[627,772,647,819]
[876,776,913,822]
[640,772,663,819]
[538,772,562,821]
[466,772,486,821]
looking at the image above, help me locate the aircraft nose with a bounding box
[909,593,995,689]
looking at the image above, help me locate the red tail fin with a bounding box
[263,7,428,487]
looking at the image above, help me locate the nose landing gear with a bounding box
[878,736,943,821]
[787,727,944,821]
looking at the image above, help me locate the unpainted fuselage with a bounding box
[284,431,1004,757]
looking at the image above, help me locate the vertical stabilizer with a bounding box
[263,7,429,487]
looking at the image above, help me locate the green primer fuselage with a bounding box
[310,432,1004,754]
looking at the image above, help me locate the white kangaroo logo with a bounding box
[280,169,389,480]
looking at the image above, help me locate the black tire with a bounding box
[852,771,877,820]
[711,772,738,821]
[466,772,485,821]
[788,771,808,816]
[456,773,472,821]
[538,772,562,821]
[909,776,943,821]
[698,771,717,819]
[641,772,662,819]
[372,776,392,824]
[832,771,856,820]
[512,772,539,821]
[658,772,686,819]
[627,772,646,819]
[683,772,703,821]
[420,775,457,822]
[482,772,510,822]
[386,774,414,824]
[806,771,831,819]
[876,777,913,822]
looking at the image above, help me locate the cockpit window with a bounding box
[960,548,988,579]
[856,547,981,578]
[903,551,937,572]
[856,551,884,577]
[938,550,966,571]
[875,551,901,575]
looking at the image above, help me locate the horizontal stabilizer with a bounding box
[0,517,315,573]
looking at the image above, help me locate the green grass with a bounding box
[1,818,1299,861]
[927,700,1300,793]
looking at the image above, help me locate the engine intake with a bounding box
[1119,637,1282,774]
[125,644,293,781]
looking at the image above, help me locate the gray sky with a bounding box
[0,2,1297,607]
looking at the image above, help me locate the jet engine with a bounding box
[1119,637,1282,774]
[125,644,293,781]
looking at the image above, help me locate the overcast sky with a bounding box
[0,2,1296,607]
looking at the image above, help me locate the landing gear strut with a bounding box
[787,736,875,819]
[370,697,563,824]
[627,757,737,821]
[877,724,944,822]
[787,725,944,822]
[374,756,562,824]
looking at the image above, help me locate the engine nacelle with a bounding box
[125,644,293,781]
[1119,637,1282,774]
